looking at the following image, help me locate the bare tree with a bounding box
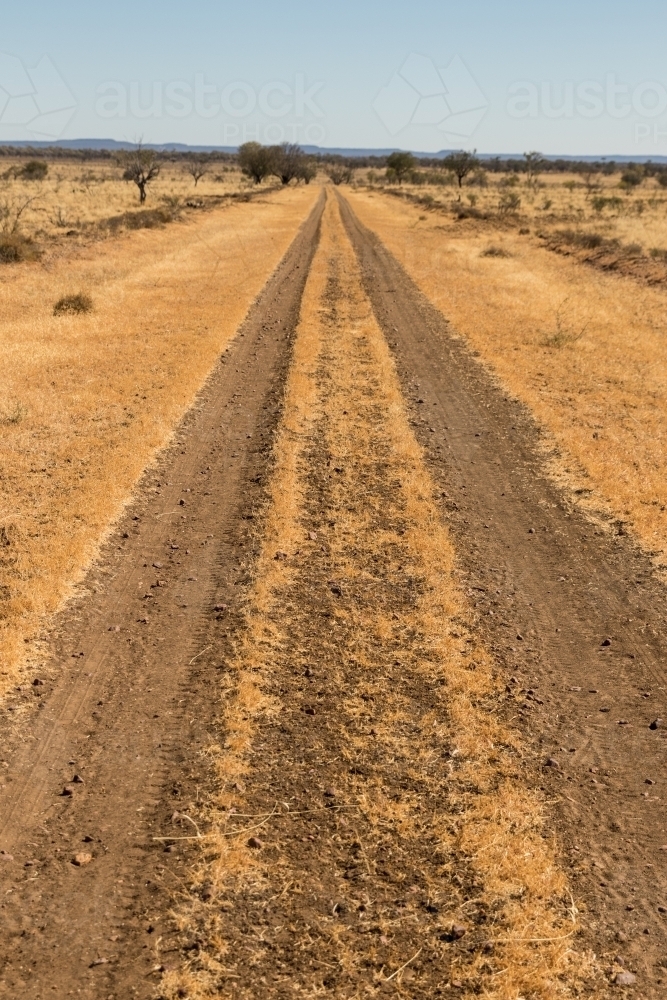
[327,164,353,186]
[582,168,601,196]
[186,155,209,187]
[119,142,160,203]
[271,143,307,185]
[443,150,478,193]
[524,150,544,187]
[238,142,274,184]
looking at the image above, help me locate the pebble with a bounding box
[614,971,636,986]
[152,562,163,569]
[601,637,612,647]
[72,852,93,866]
[32,678,43,686]
[545,758,560,769]
[61,785,74,796]
[72,774,84,784]
[247,837,263,850]
[451,924,467,939]
[650,719,663,730]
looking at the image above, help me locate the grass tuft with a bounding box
[53,293,93,316]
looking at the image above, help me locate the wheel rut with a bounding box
[339,192,667,993]
[0,193,324,999]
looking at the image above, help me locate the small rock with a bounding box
[528,527,535,534]
[658,905,666,913]
[61,785,74,796]
[451,924,466,939]
[213,603,227,612]
[516,633,524,641]
[570,686,582,692]
[323,787,336,798]
[247,836,263,850]
[274,551,288,561]
[328,580,342,596]
[72,774,84,784]
[178,499,185,506]
[0,851,13,862]
[618,719,630,725]
[545,758,560,769]
[614,971,636,986]
[645,778,655,785]
[600,707,611,713]
[152,562,163,569]
[32,678,43,686]
[650,719,663,730]
[601,637,612,647]
[89,957,108,967]
[73,852,93,866]
[303,706,316,716]
[616,931,628,943]
[309,531,317,541]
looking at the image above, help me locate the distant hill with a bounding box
[0,138,665,163]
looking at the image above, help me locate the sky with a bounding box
[1,0,666,156]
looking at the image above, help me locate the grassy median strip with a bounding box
[161,193,600,999]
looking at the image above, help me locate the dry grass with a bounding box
[0,184,319,698]
[348,187,667,567]
[160,193,600,999]
[366,169,667,254]
[0,157,257,241]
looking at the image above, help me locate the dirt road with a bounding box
[1,187,666,997]
[0,194,324,999]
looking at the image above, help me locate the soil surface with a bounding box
[340,192,667,993]
[2,185,666,998]
[0,194,324,999]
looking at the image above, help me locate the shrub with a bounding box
[620,169,642,188]
[481,245,512,257]
[0,233,39,263]
[21,160,48,181]
[498,191,521,213]
[53,293,93,316]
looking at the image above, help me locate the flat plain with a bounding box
[1,159,667,998]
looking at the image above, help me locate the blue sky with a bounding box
[1,0,666,155]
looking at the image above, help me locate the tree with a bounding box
[523,150,544,187]
[186,155,209,187]
[270,143,307,185]
[327,164,353,186]
[386,151,414,184]
[238,142,274,184]
[120,142,160,203]
[443,150,478,190]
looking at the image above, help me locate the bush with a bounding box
[53,293,93,316]
[20,160,48,181]
[481,245,512,257]
[0,233,39,263]
[498,191,521,213]
[620,169,642,188]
